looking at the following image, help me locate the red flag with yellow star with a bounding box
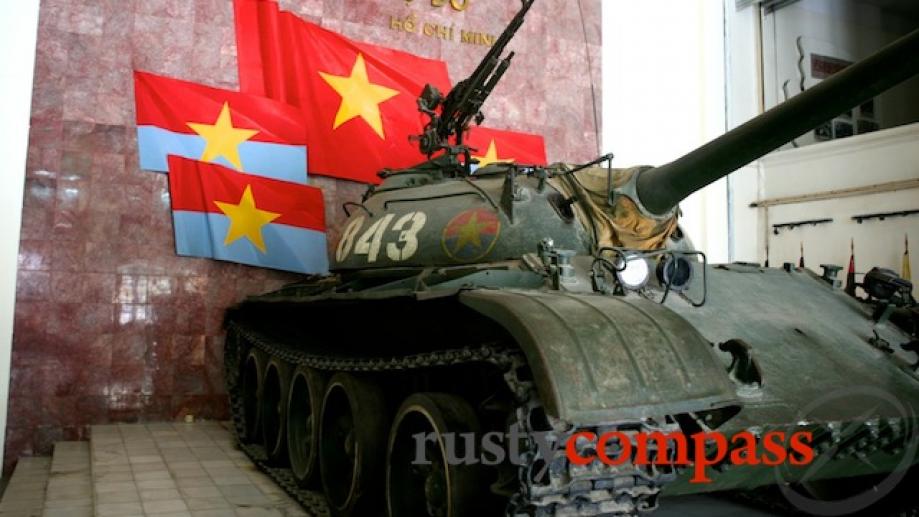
[465,126,548,169]
[234,0,452,184]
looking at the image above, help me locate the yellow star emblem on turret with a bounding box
[452,211,490,254]
[214,185,281,253]
[187,102,259,171]
[319,53,399,139]
[473,139,514,168]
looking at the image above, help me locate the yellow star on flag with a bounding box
[319,53,399,139]
[473,139,514,168]
[214,185,281,253]
[187,102,259,171]
[452,212,490,253]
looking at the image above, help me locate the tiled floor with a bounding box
[0,421,782,517]
[91,422,309,517]
[45,442,93,516]
[0,441,93,517]
[0,456,51,517]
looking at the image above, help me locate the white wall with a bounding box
[724,1,762,262]
[725,0,919,289]
[602,0,917,291]
[601,0,729,262]
[762,0,919,147]
[756,123,918,296]
[0,1,40,461]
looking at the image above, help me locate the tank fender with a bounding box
[459,289,740,425]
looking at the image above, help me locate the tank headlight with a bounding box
[616,255,650,290]
[657,255,694,292]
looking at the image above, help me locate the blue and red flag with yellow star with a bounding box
[134,71,309,184]
[234,0,452,184]
[167,155,328,274]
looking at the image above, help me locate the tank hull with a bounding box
[223,261,919,515]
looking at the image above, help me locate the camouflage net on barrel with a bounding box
[548,166,679,251]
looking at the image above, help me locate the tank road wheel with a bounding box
[386,393,490,517]
[260,357,292,465]
[241,348,267,444]
[286,365,325,487]
[319,373,388,517]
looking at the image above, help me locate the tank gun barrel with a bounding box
[636,28,919,216]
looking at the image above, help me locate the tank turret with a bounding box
[331,27,919,271]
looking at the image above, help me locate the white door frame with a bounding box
[0,0,41,464]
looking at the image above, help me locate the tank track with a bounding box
[510,400,678,516]
[224,320,523,517]
[224,323,330,516]
[225,320,673,516]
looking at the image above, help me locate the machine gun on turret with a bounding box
[414,0,535,172]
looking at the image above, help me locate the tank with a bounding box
[223,2,919,515]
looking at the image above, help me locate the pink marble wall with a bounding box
[7,0,600,470]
